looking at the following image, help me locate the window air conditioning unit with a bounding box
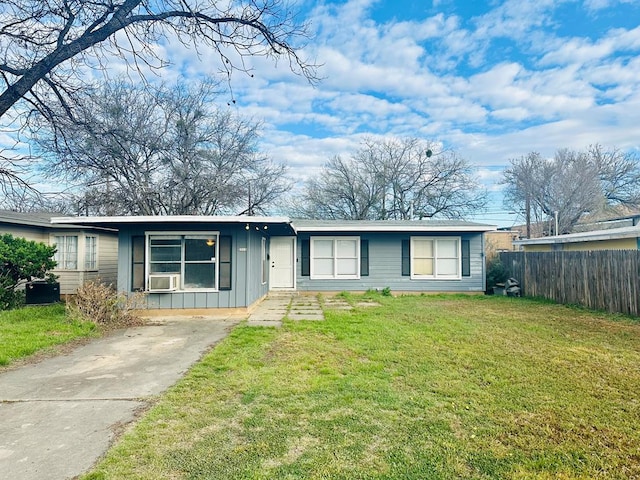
[148,274,180,292]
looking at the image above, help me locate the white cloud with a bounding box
[3,0,640,220]
[584,0,636,11]
[539,25,640,66]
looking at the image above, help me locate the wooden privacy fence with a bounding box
[499,251,640,317]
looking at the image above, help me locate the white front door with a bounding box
[270,236,295,289]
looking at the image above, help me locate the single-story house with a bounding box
[514,225,640,252]
[51,215,495,311]
[0,210,118,295]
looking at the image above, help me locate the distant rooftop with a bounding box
[514,224,640,245]
[0,210,58,228]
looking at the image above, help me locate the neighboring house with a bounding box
[51,215,495,311]
[485,229,520,257]
[514,225,640,252]
[572,213,640,233]
[0,210,118,295]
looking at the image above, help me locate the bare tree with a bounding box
[0,0,316,189]
[547,149,604,233]
[0,154,38,201]
[36,79,291,215]
[291,154,381,220]
[293,137,487,220]
[589,144,640,209]
[502,145,640,235]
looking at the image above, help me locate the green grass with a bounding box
[84,295,640,479]
[0,303,98,366]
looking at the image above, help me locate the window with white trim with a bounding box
[310,236,360,279]
[148,234,218,290]
[84,235,98,270]
[53,235,78,270]
[411,237,461,279]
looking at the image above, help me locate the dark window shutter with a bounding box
[360,239,369,276]
[401,239,410,276]
[301,239,310,277]
[131,236,145,291]
[219,236,232,290]
[462,239,470,277]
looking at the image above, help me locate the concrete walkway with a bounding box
[0,314,240,480]
[246,293,326,327]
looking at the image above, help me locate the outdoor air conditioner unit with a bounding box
[148,274,180,292]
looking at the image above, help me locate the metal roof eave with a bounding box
[294,225,496,233]
[51,215,291,224]
[514,226,640,245]
[51,215,297,234]
[50,216,496,234]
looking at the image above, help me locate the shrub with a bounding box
[67,280,144,329]
[486,257,509,291]
[0,234,57,310]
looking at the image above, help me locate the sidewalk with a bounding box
[0,314,239,480]
[246,293,326,327]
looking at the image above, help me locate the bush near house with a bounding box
[485,256,509,292]
[0,234,57,309]
[66,280,144,329]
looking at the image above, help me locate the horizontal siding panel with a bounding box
[0,226,48,242]
[53,271,83,295]
[97,233,118,286]
[296,232,485,292]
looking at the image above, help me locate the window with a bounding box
[261,237,267,284]
[410,237,461,279]
[54,235,78,270]
[310,236,360,279]
[85,236,98,270]
[147,234,218,290]
[131,236,145,291]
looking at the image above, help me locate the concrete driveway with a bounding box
[0,315,240,480]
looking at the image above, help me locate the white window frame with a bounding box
[411,236,462,280]
[52,234,79,270]
[84,235,98,270]
[310,236,360,280]
[146,232,219,292]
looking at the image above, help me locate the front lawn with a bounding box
[85,294,640,479]
[0,303,98,366]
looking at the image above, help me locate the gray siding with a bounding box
[295,231,485,292]
[117,223,267,309]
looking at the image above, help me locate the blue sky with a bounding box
[227,0,640,226]
[5,0,640,226]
